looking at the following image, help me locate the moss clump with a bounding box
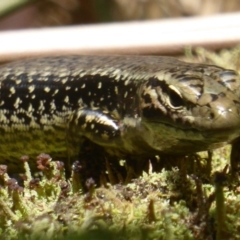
[0,145,240,239]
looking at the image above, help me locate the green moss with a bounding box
[0,144,237,239]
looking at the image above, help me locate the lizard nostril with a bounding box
[209,112,215,120]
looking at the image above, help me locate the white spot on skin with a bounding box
[64,96,69,103]
[98,82,102,89]
[52,89,59,96]
[61,78,68,84]
[10,114,22,123]
[40,115,49,124]
[50,100,56,111]
[10,87,15,94]
[14,97,21,108]
[28,103,33,112]
[65,86,71,90]
[41,71,52,77]
[0,101,4,106]
[31,95,36,99]
[28,85,35,93]
[16,80,21,84]
[91,124,95,129]
[124,92,128,98]
[53,78,60,82]
[38,100,45,112]
[124,80,130,86]
[77,98,85,106]
[115,86,118,94]
[44,87,50,92]
[0,111,9,124]
[59,72,70,78]
[100,97,104,101]
[81,84,86,89]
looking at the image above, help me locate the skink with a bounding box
[0,55,240,172]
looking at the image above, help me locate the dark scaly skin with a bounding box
[0,55,240,172]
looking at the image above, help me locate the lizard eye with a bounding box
[166,85,184,109]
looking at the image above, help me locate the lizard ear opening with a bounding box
[166,85,184,109]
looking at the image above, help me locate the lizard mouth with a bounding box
[148,114,240,146]
[146,121,235,154]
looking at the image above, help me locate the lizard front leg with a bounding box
[66,108,125,187]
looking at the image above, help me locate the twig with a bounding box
[0,12,240,62]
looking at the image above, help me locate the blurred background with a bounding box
[1,0,240,30]
[1,0,240,65]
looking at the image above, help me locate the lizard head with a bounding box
[140,64,240,153]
